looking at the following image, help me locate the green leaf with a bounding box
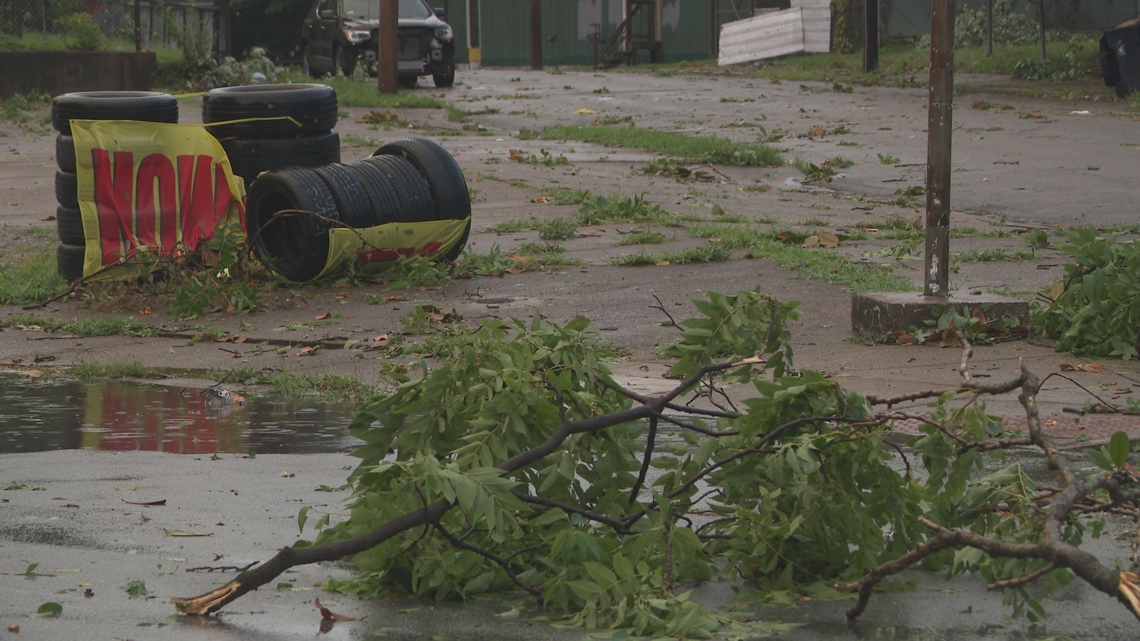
[1084,448,1114,472]
[297,505,311,534]
[1109,430,1131,469]
[121,580,148,598]
[35,601,62,617]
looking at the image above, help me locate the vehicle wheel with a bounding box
[246,167,341,282]
[202,84,338,139]
[219,131,341,184]
[312,163,376,229]
[432,66,455,88]
[1116,81,1130,98]
[56,206,86,246]
[56,134,76,172]
[55,170,79,209]
[333,45,357,77]
[343,160,402,225]
[57,243,85,282]
[51,91,179,135]
[301,45,317,78]
[399,75,419,89]
[359,155,435,223]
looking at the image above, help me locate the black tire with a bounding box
[311,163,376,229]
[220,131,341,184]
[399,75,419,89]
[56,134,76,172]
[359,155,435,223]
[374,138,471,260]
[51,91,178,135]
[57,243,85,282]
[202,84,338,139]
[374,138,470,223]
[55,170,79,209]
[433,66,455,88]
[343,160,403,226]
[246,167,341,282]
[56,206,86,246]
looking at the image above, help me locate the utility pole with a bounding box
[924,0,954,298]
[530,0,543,70]
[377,0,398,93]
[863,0,878,72]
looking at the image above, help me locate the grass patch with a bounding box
[309,75,453,109]
[539,125,782,167]
[70,360,163,381]
[686,224,914,291]
[619,231,666,245]
[544,187,592,205]
[215,368,374,402]
[458,245,579,275]
[488,220,535,234]
[0,232,68,305]
[608,250,659,266]
[950,248,1038,262]
[4,313,157,337]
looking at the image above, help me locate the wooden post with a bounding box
[924,0,954,298]
[863,0,878,72]
[377,0,398,93]
[530,0,542,70]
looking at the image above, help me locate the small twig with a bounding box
[955,330,973,384]
[986,563,1055,591]
[629,416,658,505]
[649,294,681,329]
[185,562,258,573]
[512,492,632,534]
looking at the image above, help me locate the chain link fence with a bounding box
[0,0,219,53]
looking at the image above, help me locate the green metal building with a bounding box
[435,0,771,68]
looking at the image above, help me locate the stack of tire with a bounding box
[246,137,471,282]
[201,84,341,186]
[50,91,180,282]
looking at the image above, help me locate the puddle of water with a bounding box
[0,377,362,455]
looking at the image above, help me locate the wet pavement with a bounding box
[2,65,1140,638]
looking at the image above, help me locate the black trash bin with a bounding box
[1102,23,1140,98]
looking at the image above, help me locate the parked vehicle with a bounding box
[300,0,455,87]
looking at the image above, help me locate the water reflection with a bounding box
[0,377,361,454]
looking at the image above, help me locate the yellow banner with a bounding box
[71,120,246,279]
[320,218,470,280]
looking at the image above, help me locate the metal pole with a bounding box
[529,0,542,70]
[377,0,398,93]
[1037,0,1046,62]
[42,0,46,43]
[986,0,993,56]
[924,0,954,298]
[863,0,878,72]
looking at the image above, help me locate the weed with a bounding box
[793,155,836,182]
[537,218,578,241]
[661,246,732,264]
[578,194,687,227]
[488,220,534,234]
[517,127,539,140]
[824,156,854,168]
[522,149,569,166]
[374,255,452,289]
[877,153,900,165]
[803,217,830,227]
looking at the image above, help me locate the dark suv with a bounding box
[300,0,455,87]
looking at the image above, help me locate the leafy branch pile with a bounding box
[174,287,1140,635]
[1033,227,1140,359]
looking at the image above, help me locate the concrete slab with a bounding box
[850,290,1029,337]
